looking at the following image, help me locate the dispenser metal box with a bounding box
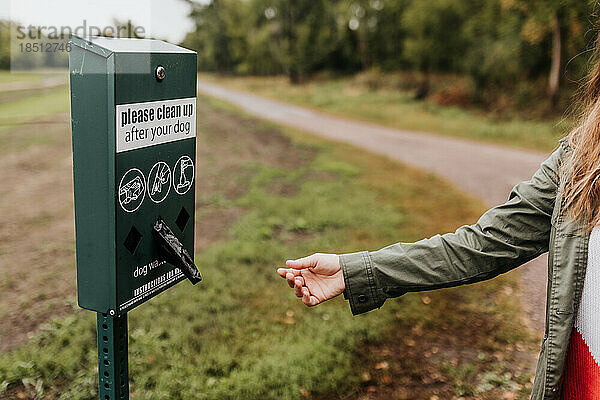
[70,36,198,316]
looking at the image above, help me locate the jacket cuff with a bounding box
[340,251,384,315]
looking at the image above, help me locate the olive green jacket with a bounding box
[340,139,589,400]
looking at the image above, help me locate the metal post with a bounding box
[97,313,129,400]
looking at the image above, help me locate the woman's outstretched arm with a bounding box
[278,140,568,315]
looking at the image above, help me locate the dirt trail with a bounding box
[0,114,75,350]
[197,80,550,335]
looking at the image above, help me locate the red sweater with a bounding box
[562,228,600,399]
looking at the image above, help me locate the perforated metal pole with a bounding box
[97,313,129,400]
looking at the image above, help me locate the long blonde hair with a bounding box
[563,51,600,231]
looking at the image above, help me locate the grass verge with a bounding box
[0,71,44,85]
[0,95,536,399]
[0,85,69,132]
[202,74,570,152]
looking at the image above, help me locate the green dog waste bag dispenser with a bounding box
[69,35,200,399]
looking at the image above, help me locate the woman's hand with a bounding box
[277,253,345,307]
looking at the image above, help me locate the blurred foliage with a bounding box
[0,21,10,70]
[182,0,600,105]
[0,17,144,72]
[0,19,68,70]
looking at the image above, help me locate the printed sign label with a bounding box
[116,97,196,153]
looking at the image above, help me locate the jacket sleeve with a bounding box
[340,141,568,315]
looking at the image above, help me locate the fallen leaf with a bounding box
[502,392,516,400]
[375,361,389,370]
[412,323,424,336]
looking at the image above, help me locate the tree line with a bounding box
[0,19,143,71]
[182,0,600,106]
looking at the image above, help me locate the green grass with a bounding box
[0,86,70,153]
[0,86,69,123]
[0,71,44,84]
[203,74,571,152]
[0,70,67,85]
[0,96,535,399]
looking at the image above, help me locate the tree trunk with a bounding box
[548,13,561,107]
[358,27,370,70]
[415,70,430,100]
[285,4,301,84]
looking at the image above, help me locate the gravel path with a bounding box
[197,80,550,334]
